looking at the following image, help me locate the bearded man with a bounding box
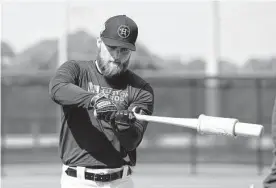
[49,15,154,188]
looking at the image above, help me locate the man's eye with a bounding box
[106,45,116,50]
[121,48,129,52]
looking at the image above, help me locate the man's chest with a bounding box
[87,82,129,110]
[78,66,131,110]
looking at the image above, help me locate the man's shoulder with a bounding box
[62,60,93,70]
[65,60,92,66]
[126,70,151,88]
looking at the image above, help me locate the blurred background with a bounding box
[2,0,276,187]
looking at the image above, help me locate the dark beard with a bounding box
[96,53,130,79]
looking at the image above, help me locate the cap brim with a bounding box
[101,37,136,51]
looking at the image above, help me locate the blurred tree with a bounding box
[159,56,187,70]
[67,30,97,60]
[270,57,276,72]
[11,30,163,71]
[128,43,161,70]
[219,59,238,74]
[243,58,276,72]
[1,41,15,57]
[186,58,205,71]
[12,39,58,71]
[1,41,16,69]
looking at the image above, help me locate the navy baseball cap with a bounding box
[100,15,138,51]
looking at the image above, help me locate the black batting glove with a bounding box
[111,110,136,132]
[91,93,117,122]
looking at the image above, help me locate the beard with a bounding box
[96,53,130,79]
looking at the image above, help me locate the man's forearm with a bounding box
[49,60,96,108]
[115,105,152,151]
[49,81,94,108]
[115,120,147,151]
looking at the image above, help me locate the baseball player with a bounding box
[49,15,154,188]
[263,98,276,188]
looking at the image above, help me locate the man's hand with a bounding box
[111,110,136,131]
[91,93,117,122]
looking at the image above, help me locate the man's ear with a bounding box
[96,37,102,48]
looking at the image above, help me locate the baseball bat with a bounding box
[133,112,264,138]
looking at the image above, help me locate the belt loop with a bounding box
[122,166,128,178]
[76,166,86,180]
[62,164,68,172]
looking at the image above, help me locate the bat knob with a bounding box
[132,106,140,115]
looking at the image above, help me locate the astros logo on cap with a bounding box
[117,25,130,38]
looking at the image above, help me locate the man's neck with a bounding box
[94,60,128,83]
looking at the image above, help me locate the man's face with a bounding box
[96,38,132,78]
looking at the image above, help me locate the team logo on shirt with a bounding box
[88,83,128,103]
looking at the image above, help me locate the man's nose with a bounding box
[112,49,121,59]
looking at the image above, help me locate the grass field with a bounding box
[2,163,270,188]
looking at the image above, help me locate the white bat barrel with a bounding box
[234,122,264,137]
[133,110,264,138]
[198,115,264,137]
[198,115,237,136]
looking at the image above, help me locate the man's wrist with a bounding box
[91,93,105,106]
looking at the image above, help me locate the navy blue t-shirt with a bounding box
[49,60,154,168]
